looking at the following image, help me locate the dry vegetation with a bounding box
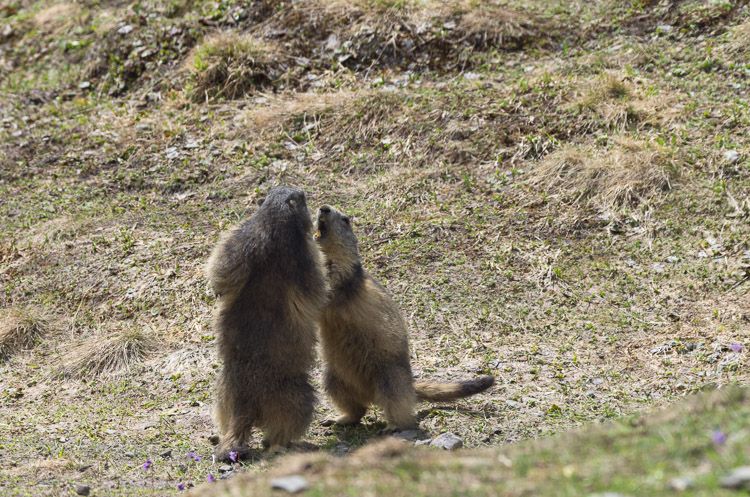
[0,0,749,495]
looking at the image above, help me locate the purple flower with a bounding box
[188,452,195,460]
[177,483,185,491]
[229,451,238,462]
[732,342,743,353]
[194,455,201,462]
[143,459,152,471]
[208,473,215,483]
[712,429,727,446]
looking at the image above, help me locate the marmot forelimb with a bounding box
[314,205,495,432]
[206,186,328,461]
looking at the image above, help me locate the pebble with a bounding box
[656,25,673,33]
[270,475,309,493]
[160,449,172,458]
[415,439,432,446]
[393,430,420,441]
[136,124,151,131]
[124,451,135,458]
[218,465,234,474]
[429,432,463,451]
[75,484,91,496]
[723,150,740,163]
[669,477,695,491]
[720,467,750,489]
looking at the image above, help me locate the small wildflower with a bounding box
[208,473,215,483]
[194,455,201,462]
[143,459,152,471]
[732,342,743,353]
[188,452,195,460]
[712,429,727,446]
[177,483,185,491]
[229,451,238,463]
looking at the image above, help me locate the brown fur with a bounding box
[314,205,494,432]
[206,186,328,461]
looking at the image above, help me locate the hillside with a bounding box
[1,0,749,495]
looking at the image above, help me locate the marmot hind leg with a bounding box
[260,378,316,449]
[323,371,368,427]
[375,368,418,433]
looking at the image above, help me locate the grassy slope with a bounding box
[1,0,749,495]
[194,386,750,497]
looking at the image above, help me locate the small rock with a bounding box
[723,150,740,163]
[656,24,673,34]
[651,262,666,273]
[104,429,117,435]
[75,484,91,496]
[666,256,679,263]
[669,476,695,491]
[166,147,179,160]
[443,21,456,30]
[184,140,200,149]
[430,432,463,451]
[218,465,234,474]
[415,439,432,446]
[124,451,135,458]
[325,34,340,51]
[720,467,750,489]
[79,81,91,90]
[117,24,133,35]
[136,124,151,131]
[160,449,172,458]
[393,430,420,441]
[270,475,309,493]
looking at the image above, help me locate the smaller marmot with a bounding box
[206,186,328,461]
[314,205,495,432]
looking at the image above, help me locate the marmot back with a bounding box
[314,205,494,432]
[206,186,328,461]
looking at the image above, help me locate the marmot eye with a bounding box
[342,217,350,225]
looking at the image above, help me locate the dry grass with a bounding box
[31,2,81,34]
[0,306,51,360]
[57,328,157,378]
[188,33,278,102]
[566,73,681,131]
[526,138,680,209]
[726,17,750,55]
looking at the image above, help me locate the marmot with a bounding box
[314,205,495,432]
[206,186,328,461]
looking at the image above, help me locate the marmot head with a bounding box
[315,205,359,263]
[259,186,314,233]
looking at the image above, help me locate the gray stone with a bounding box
[430,432,463,451]
[669,477,695,491]
[393,430,420,441]
[656,25,673,34]
[218,465,234,473]
[723,150,740,163]
[415,439,432,446]
[270,475,309,493]
[136,125,151,131]
[75,484,91,496]
[720,466,750,489]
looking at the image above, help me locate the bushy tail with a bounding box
[414,376,495,403]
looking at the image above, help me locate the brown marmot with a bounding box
[206,186,328,461]
[314,205,494,432]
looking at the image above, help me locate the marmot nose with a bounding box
[319,205,331,214]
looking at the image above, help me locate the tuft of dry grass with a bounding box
[726,17,750,55]
[526,138,680,209]
[31,3,81,34]
[57,328,157,378]
[189,33,278,102]
[0,306,51,360]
